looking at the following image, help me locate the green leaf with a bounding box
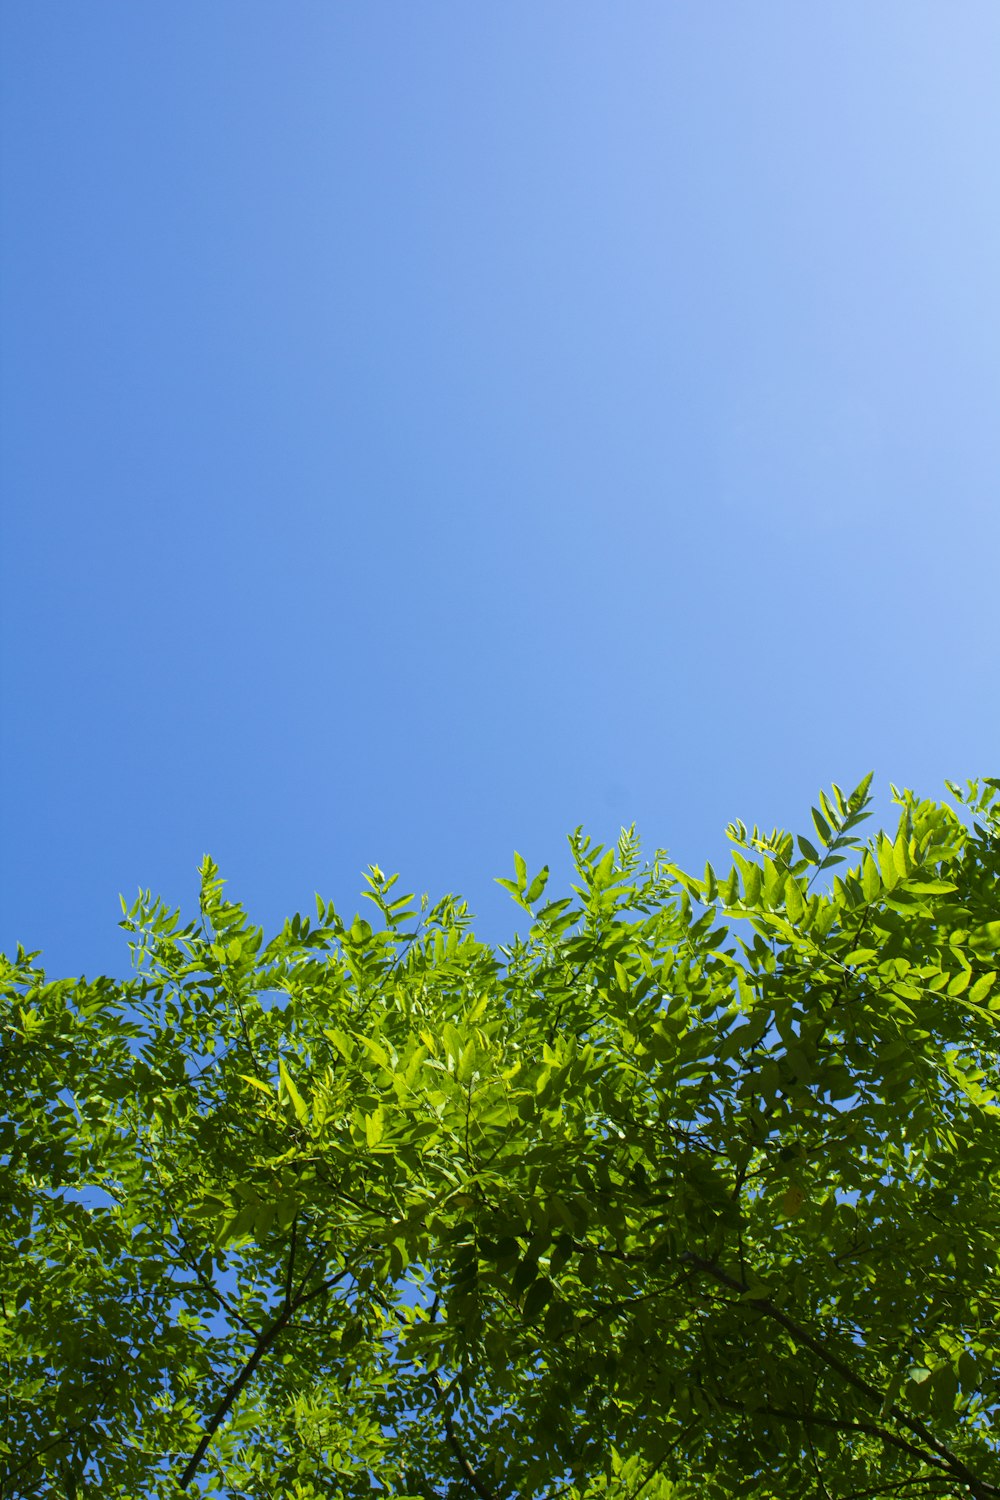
[239,1073,276,1098]
[279,1058,309,1127]
[969,972,995,1004]
[877,834,899,890]
[763,859,784,907]
[340,1318,364,1353]
[364,1108,385,1148]
[522,1277,552,1324]
[893,830,912,878]
[811,807,832,845]
[930,1362,958,1415]
[513,851,528,893]
[324,1026,353,1059]
[849,770,874,809]
[819,789,841,829]
[784,877,804,924]
[969,921,1000,954]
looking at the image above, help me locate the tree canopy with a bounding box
[3,776,1000,1500]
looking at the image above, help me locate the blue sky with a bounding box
[2,4,998,979]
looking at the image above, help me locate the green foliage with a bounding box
[3,778,1000,1499]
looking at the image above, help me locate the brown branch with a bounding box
[634,1420,699,1498]
[834,1477,956,1500]
[176,1306,290,1491]
[283,1213,298,1313]
[430,1371,500,1500]
[804,1414,834,1500]
[711,1391,949,1474]
[682,1253,1000,1500]
[176,1266,348,1492]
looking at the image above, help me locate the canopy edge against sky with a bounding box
[1,4,997,976]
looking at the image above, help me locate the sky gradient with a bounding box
[2,4,998,978]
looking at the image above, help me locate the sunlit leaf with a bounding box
[279,1058,309,1127]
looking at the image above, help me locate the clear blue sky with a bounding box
[2,4,998,978]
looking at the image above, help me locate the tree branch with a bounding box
[682,1253,1000,1500]
[711,1391,949,1474]
[176,1266,348,1492]
[430,1371,500,1500]
[284,1213,298,1314]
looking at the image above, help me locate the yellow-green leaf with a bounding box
[878,834,899,890]
[365,1107,385,1149]
[743,862,762,906]
[893,831,912,879]
[784,877,804,924]
[239,1073,276,1098]
[279,1059,309,1128]
[969,972,995,1004]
